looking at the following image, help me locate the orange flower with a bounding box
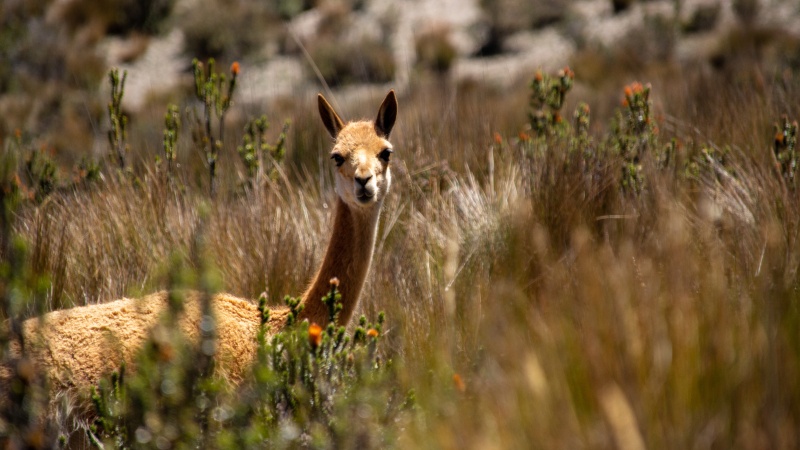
[493,132,503,144]
[554,112,562,123]
[329,277,340,287]
[534,70,543,82]
[230,61,240,76]
[624,86,633,98]
[453,373,466,392]
[14,129,22,139]
[776,132,785,145]
[519,131,530,141]
[367,328,379,338]
[563,66,574,78]
[309,323,322,348]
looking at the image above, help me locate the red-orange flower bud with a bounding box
[230,61,240,76]
[309,323,322,347]
[453,373,466,392]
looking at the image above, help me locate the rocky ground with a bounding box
[102,0,800,112]
[2,0,799,160]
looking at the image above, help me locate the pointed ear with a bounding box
[318,93,345,138]
[374,90,397,138]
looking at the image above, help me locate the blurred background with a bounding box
[2,0,799,166]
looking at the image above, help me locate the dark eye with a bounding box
[379,148,393,163]
[331,154,345,167]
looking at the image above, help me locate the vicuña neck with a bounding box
[299,196,381,326]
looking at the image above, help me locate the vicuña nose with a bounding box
[354,175,372,187]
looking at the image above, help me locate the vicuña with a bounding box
[1,90,398,401]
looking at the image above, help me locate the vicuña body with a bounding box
[1,90,397,399]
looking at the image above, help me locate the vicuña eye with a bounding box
[331,154,345,167]
[379,148,393,162]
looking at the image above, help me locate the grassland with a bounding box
[2,33,800,449]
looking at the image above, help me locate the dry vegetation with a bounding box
[3,0,800,448]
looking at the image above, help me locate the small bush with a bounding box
[189,59,238,197]
[309,40,395,88]
[179,0,278,60]
[527,67,574,137]
[88,280,404,448]
[415,26,457,74]
[683,3,721,33]
[478,0,569,55]
[236,116,289,188]
[107,69,130,169]
[611,82,657,193]
[54,0,175,35]
[0,146,54,447]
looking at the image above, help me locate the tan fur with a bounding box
[12,291,288,393]
[0,91,397,406]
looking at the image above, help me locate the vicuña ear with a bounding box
[374,90,397,138]
[318,94,345,138]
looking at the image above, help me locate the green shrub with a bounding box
[611,82,655,193]
[189,59,238,197]
[159,104,181,180]
[88,278,404,448]
[0,146,54,447]
[527,67,574,137]
[237,116,289,188]
[107,69,130,170]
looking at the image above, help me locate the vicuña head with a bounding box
[319,91,395,209]
[0,90,398,412]
[299,90,397,327]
